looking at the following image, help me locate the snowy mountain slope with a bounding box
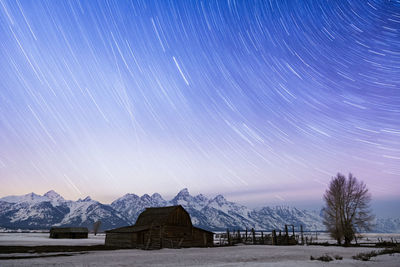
[170,188,207,210]
[110,193,167,223]
[0,191,130,231]
[1,189,399,233]
[249,206,324,231]
[1,192,50,204]
[201,194,262,230]
[111,188,323,231]
[374,218,400,233]
[55,197,130,230]
[0,201,69,229]
[1,190,65,208]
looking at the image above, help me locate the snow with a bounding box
[43,190,64,202]
[1,193,46,204]
[1,244,399,266]
[59,200,94,224]
[0,233,105,246]
[300,232,400,245]
[1,233,399,266]
[1,191,65,208]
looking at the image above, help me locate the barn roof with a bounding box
[135,205,186,226]
[106,205,215,235]
[106,205,188,233]
[50,227,88,233]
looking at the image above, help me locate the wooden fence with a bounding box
[214,224,302,246]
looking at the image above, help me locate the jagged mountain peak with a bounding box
[176,188,190,197]
[151,193,164,201]
[118,193,139,201]
[140,194,151,200]
[77,196,93,202]
[1,192,44,203]
[212,194,228,204]
[171,188,194,205]
[83,196,92,202]
[194,194,208,202]
[43,190,64,200]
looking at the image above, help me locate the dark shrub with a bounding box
[352,251,378,261]
[310,255,333,262]
[334,255,343,260]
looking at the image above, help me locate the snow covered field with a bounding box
[1,233,399,266]
[301,232,400,244]
[0,233,105,246]
[1,245,400,266]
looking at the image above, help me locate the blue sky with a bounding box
[0,0,399,217]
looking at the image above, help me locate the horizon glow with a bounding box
[0,1,399,215]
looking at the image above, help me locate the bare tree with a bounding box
[93,220,102,236]
[322,173,374,246]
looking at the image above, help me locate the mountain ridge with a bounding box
[1,189,399,233]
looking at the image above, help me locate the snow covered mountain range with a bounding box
[0,191,129,230]
[0,189,398,233]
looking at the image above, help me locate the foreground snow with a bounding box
[1,245,399,266]
[0,233,105,246]
[1,233,399,266]
[301,232,400,244]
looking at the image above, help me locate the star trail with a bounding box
[0,0,399,210]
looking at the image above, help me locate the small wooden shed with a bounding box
[105,205,213,249]
[49,227,89,239]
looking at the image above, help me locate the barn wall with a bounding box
[191,228,213,247]
[133,228,161,250]
[49,232,88,239]
[159,226,213,248]
[105,233,137,248]
[105,226,212,249]
[161,225,189,248]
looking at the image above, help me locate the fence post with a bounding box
[261,231,264,244]
[300,225,304,245]
[237,229,241,243]
[272,230,277,245]
[226,229,231,245]
[251,228,255,244]
[284,225,289,245]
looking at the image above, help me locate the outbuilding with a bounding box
[49,227,89,239]
[105,205,213,249]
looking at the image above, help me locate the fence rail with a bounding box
[213,225,301,246]
[213,226,400,247]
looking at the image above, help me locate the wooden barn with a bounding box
[49,227,88,239]
[105,205,213,249]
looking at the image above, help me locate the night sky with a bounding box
[0,0,399,216]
